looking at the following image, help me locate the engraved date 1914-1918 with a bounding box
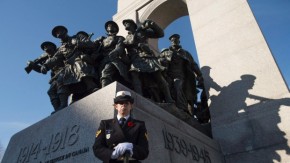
[16,124,80,163]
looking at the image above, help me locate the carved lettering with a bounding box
[16,124,81,162]
[162,129,211,163]
[68,125,80,146]
[44,147,90,163]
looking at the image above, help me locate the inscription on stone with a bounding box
[162,129,211,163]
[16,124,80,163]
[44,147,89,163]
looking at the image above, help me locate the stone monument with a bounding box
[2,82,224,163]
[3,0,290,162]
[113,0,290,162]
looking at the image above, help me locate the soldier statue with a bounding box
[73,31,103,80]
[95,21,130,88]
[25,41,65,114]
[70,30,101,100]
[122,19,174,103]
[159,34,203,115]
[42,26,99,109]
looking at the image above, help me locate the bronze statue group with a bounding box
[25,19,210,124]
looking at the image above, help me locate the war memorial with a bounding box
[2,0,290,163]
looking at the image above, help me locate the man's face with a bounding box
[55,30,66,39]
[77,34,88,41]
[170,38,180,46]
[44,45,54,54]
[124,22,134,31]
[114,101,133,117]
[107,24,117,34]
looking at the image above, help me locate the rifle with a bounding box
[91,36,104,61]
[66,32,95,62]
[123,150,130,163]
[24,54,49,74]
[85,33,94,41]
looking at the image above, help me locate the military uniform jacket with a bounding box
[160,46,202,100]
[45,37,98,86]
[93,117,149,163]
[98,35,130,82]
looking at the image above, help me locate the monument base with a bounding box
[2,82,224,163]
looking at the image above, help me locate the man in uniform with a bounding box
[93,91,149,163]
[122,19,174,103]
[43,26,99,108]
[25,41,64,113]
[160,34,203,116]
[96,21,130,88]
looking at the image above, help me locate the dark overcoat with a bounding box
[93,117,149,163]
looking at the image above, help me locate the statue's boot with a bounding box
[57,93,69,111]
[131,72,143,95]
[83,78,99,96]
[84,77,98,92]
[133,83,143,96]
[161,85,175,103]
[148,88,161,102]
[51,99,60,111]
[101,78,112,88]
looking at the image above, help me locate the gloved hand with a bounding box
[114,142,133,157]
[71,38,78,46]
[111,148,121,159]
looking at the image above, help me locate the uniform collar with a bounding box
[170,45,182,51]
[117,115,130,121]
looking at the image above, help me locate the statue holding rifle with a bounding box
[122,19,174,103]
[42,25,99,109]
[25,41,65,114]
[96,21,130,88]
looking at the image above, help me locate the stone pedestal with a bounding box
[114,0,290,162]
[2,82,224,163]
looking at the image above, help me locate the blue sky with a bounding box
[0,0,289,153]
